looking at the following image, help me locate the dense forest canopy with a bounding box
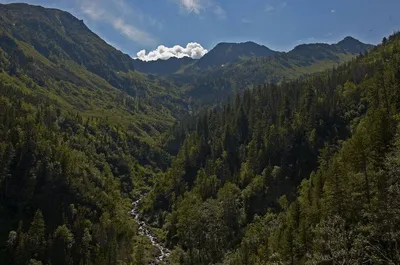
[145,32,400,264]
[0,2,400,265]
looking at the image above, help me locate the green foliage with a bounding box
[1,3,400,265]
[170,37,372,106]
[0,79,165,263]
[0,3,186,139]
[27,211,46,261]
[0,10,175,263]
[135,37,372,108]
[144,32,400,264]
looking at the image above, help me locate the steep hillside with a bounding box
[0,3,186,137]
[1,3,398,265]
[0,3,135,87]
[145,32,400,265]
[0,84,170,264]
[0,3,178,264]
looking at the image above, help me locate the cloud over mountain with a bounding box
[136,42,208,61]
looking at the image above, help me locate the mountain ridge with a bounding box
[194,41,278,69]
[1,2,400,265]
[174,37,374,105]
[134,37,373,76]
[0,2,375,113]
[0,2,187,137]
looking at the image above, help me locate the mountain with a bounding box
[0,3,186,136]
[0,3,136,87]
[0,3,182,264]
[148,32,400,265]
[182,37,373,104]
[133,41,278,75]
[132,37,373,105]
[336,36,375,53]
[134,56,195,75]
[194,41,278,69]
[134,37,372,77]
[287,37,374,62]
[1,2,400,265]
[0,2,374,131]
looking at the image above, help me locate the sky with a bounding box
[1,0,400,61]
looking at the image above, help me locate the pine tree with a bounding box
[51,225,74,265]
[27,210,46,261]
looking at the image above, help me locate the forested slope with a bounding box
[178,37,373,105]
[0,3,186,138]
[143,32,400,264]
[0,78,174,264]
[0,3,177,264]
[1,3,399,265]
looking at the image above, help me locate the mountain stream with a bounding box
[131,198,171,264]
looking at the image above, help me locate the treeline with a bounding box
[0,74,169,264]
[143,32,400,264]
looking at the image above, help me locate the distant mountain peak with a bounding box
[216,41,261,45]
[336,36,373,53]
[338,36,363,45]
[196,41,277,69]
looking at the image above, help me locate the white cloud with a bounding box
[112,19,155,45]
[176,0,226,19]
[214,5,227,19]
[136,42,208,61]
[79,0,156,46]
[81,2,105,20]
[179,0,204,14]
[265,2,286,12]
[265,5,274,12]
[331,9,336,13]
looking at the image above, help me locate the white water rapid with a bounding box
[131,198,171,264]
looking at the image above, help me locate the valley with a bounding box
[131,197,171,264]
[0,2,400,265]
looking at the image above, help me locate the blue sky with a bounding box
[1,0,400,60]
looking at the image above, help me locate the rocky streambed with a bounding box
[131,198,171,264]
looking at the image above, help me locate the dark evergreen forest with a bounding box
[1,3,400,265]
